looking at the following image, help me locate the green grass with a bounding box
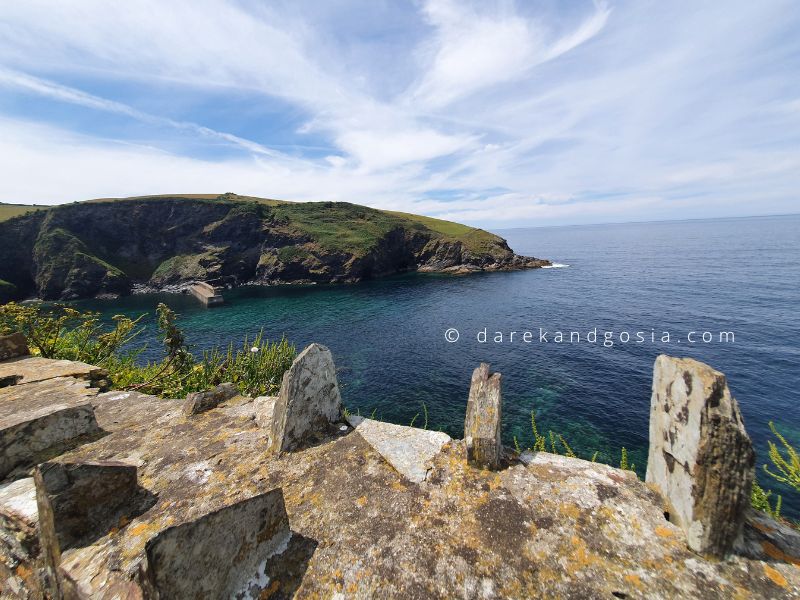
[383,210,502,254]
[5,193,508,261]
[72,193,505,257]
[0,203,49,222]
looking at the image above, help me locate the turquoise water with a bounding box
[78,214,800,517]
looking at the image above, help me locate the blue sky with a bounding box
[0,0,798,227]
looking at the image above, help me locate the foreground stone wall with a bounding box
[0,343,799,599]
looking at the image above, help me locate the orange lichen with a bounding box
[654,525,676,538]
[761,541,800,567]
[624,573,643,589]
[15,564,31,579]
[356,496,367,507]
[763,564,788,588]
[751,520,776,535]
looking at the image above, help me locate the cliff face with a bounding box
[0,194,548,300]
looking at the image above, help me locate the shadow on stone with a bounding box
[262,532,318,599]
[35,461,156,552]
[143,488,314,599]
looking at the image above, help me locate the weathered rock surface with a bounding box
[347,415,451,483]
[0,333,29,362]
[268,343,342,454]
[0,478,40,596]
[1,354,799,599]
[181,382,238,416]
[144,488,291,599]
[0,381,102,480]
[34,461,140,597]
[464,363,503,470]
[646,355,755,557]
[254,395,277,429]
[0,356,108,388]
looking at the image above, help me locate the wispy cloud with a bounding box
[0,68,288,158]
[0,0,797,226]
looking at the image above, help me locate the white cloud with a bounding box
[0,0,798,226]
[411,0,610,108]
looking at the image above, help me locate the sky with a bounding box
[0,0,798,228]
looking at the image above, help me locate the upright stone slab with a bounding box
[0,332,29,362]
[144,489,291,599]
[1,403,101,480]
[34,461,138,596]
[464,363,503,470]
[182,382,238,416]
[645,355,754,557]
[268,343,342,454]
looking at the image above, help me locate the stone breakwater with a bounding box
[0,335,799,598]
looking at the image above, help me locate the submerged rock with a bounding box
[646,355,755,558]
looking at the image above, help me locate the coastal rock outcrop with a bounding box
[646,355,755,557]
[0,194,550,301]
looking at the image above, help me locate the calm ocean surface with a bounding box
[79,214,800,517]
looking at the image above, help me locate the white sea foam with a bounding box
[542,263,569,269]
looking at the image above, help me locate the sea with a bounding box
[78,214,800,517]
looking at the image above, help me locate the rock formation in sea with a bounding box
[0,194,550,301]
[1,334,798,598]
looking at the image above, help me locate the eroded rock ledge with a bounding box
[0,339,798,598]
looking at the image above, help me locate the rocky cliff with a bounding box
[0,194,549,301]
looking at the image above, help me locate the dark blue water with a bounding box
[79,214,800,517]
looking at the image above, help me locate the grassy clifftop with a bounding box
[0,193,547,300]
[0,202,48,221]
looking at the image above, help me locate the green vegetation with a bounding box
[385,210,502,254]
[752,480,782,518]
[0,203,48,222]
[0,280,16,304]
[764,421,800,493]
[526,409,637,474]
[152,252,217,283]
[266,200,504,257]
[752,421,800,523]
[277,245,312,263]
[0,301,295,399]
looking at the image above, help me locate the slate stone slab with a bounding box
[144,488,291,599]
[268,343,342,453]
[464,363,503,470]
[1,404,101,480]
[182,382,238,416]
[646,355,755,558]
[350,416,451,483]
